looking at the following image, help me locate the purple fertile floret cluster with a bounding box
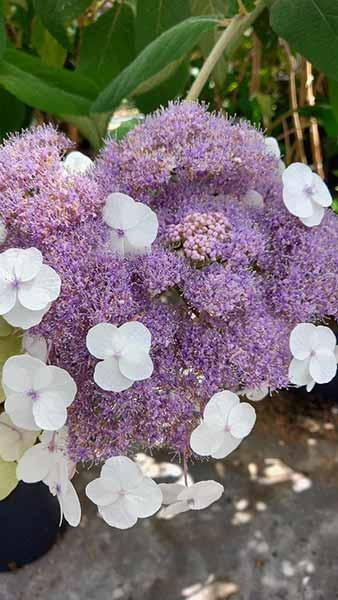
[1,102,337,463]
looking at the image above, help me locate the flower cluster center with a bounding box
[167,212,232,263]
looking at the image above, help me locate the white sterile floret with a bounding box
[86,456,163,529]
[0,248,61,329]
[240,384,269,402]
[22,333,48,362]
[63,151,93,175]
[103,192,158,257]
[0,413,38,461]
[2,355,77,431]
[0,219,7,244]
[86,321,153,392]
[190,391,256,459]
[265,136,285,175]
[159,480,224,519]
[282,163,332,227]
[289,323,337,391]
[17,428,80,526]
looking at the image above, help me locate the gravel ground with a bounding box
[1,394,338,600]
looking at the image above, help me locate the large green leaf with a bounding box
[270,0,338,82]
[33,0,93,48]
[0,459,18,500]
[0,48,99,115]
[79,3,135,88]
[0,0,5,58]
[0,87,29,141]
[135,0,191,113]
[31,17,67,68]
[92,16,218,113]
[190,0,228,87]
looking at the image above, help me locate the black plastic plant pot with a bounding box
[0,481,60,572]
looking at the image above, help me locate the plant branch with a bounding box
[185,0,271,102]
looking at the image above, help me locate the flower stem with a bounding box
[185,0,272,102]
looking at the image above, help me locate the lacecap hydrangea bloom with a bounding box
[0,102,337,529]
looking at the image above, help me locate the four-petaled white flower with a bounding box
[240,384,269,402]
[289,323,337,392]
[86,456,163,529]
[17,429,80,527]
[22,332,48,362]
[3,355,77,431]
[0,248,61,329]
[190,391,256,459]
[86,321,153,392]
[63,151,93,175]
[282,163,332,227]
[103,192,158,257]
[159,480,224,519]
[0,412,38,461]
[265,136,285,175]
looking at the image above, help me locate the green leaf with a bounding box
[0,317,13,338]
[0,459,18,500]
[31,17,67,68]
[79,3,135,88]
[110,116,143,140]
[0,330,22,402]
[33,0,93,48]
[299,104,338,138]
[270,0,338,82]
[135,0,190,52]
[0,86,29,140]
[92,16,219,113]
[0,48,99,115]
[329,79,338,122]
[0,0,6,58]
[332,198,338,214]
[135,0,190,113]
[190,0,228,87]
[60,113,110,150]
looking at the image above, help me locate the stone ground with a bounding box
[1,393,338,600]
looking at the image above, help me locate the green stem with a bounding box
[185,0,272,102]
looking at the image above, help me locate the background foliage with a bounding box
[0,0,337,201]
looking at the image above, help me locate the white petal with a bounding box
[124,477,162,518]
[23,333,48,362]
[125,203,158,247]
[289,323,316,360]
[61,480,81,527]
[63,151,93,175]
[0,281,16,315]
[86,477,120,507]
[118,321,152,353]
[0,249,17,279]
[32,391,67,430]
[265,136,281,159]
[108,230,126,256]
[119,348,153,381]
[299,201,324,227]
[178,480,224,510]
[2,354,38,392]
[242,385,269,401]
[3,300,50,329]
[103,193,137,230]
[101,456,143,490]
[309,350,337,384]
[14,248,43,282]
[0,413,37,461]
[99,497,138,529]
[306,380,315,392]
[242,190,264,209]
[16,444,50,483]
[47,366,77,407]
[159,501,190,518]
[94,357,132,392]
[211,432,242,459]
[311,326,336,353]
[190,422,225,456]
[228,402,256,438]
[311,173,332,207]
[335,346,338,363]
[18,264,61,310]
[204,391,239,431]
[86,323,116,359]
[4,392,39,430]
[159,483,185,505]
[282,163,314,218]
[288,357,312,387]
[33,363,53,391]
